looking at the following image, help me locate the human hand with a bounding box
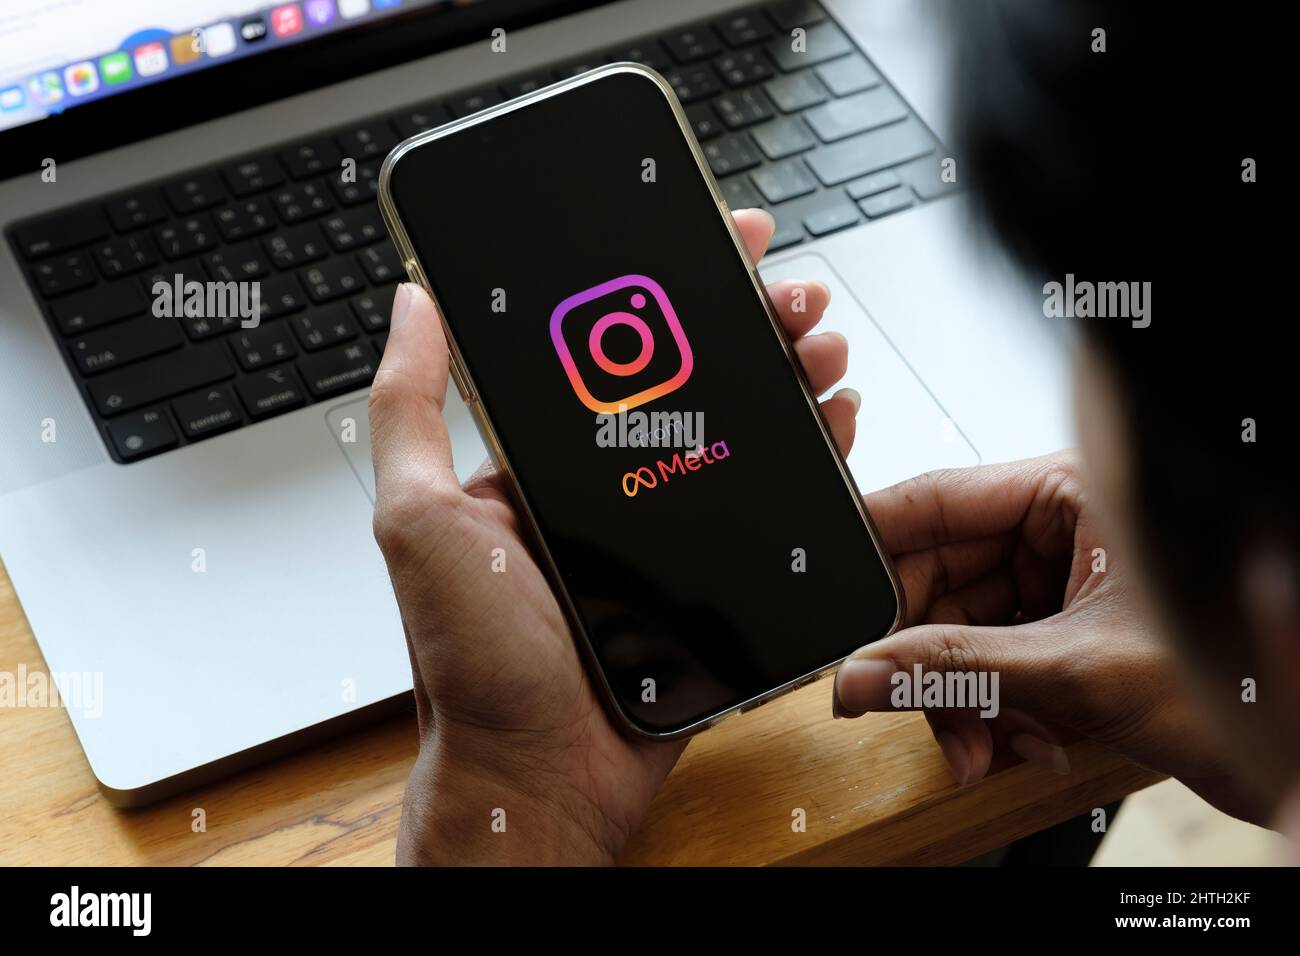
[369,208,861,864]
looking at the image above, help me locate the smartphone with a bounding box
[379,64,903,738]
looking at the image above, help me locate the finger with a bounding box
[819,388,859,458]
[863,452,1081,556]
[923,710,994,786]
[766,278,832,339]
[791,331,848,396]
[731,207,775,263]
[891,534,1018,628]
[368,283,459,501]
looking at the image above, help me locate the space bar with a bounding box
[89,343,234,417]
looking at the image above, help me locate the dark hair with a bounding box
[952,1,1287,667]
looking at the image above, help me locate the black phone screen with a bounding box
[386,67,899,734]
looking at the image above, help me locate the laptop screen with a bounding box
[0,1,457,134]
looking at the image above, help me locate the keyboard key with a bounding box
[766,20,853,71]
[155,217,217,259]
[896,153,960,200]
[553,56,604,80]
[106,407,177,461]
[501,73,553,99]
[815,53,880,96]
[213,198,276,241]
[271,180,334,224]
[350,285,397,332]
[231,322,298,371]
[327,161,381,206]
[32,252,96,297]
[803,117,935,185]
[14,207,109,259]
[182,309,245,342]
[662,24,722,63]
[764,70,829,112]
[264,224,328,269]
[322,207,385,252]
[89,342,233,417]
[236,365,306,420]
[172,385,243,440]
[105,191,169,232]
[750,158,818,204]
[704,133,762,176]
[389,101,450,138]
[684,103,723,141]
[800,191,862,235]
[70,314,183,375]
[804,87,909,142]
[279,137,343,179]
[447,86,502,118]
[357,243,402,285]
[750,116,817,159]
[221,155,285,196]
[51,279,146,334]
[767,211,805,250]
[768,0,827,30]
[258,273,308,320]
[204,242,271,283]
[605,40,670,71]
[715,49,774,87]
[717,174,764,211]
[299,258,365,303]
[858,185,915,219]
[297,341,378,399]
[165,173,227,214]
[845,169,901,199]
[714,9,775,46]
[372,332,389,355]
[662,66,722,103]
[337,123,397,160]
[140,259,205,299]
[292,306,358,351]
[93,235,157,278]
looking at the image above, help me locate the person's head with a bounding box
[953,1,1295,810]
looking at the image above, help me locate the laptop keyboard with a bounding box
[7,0,952,464]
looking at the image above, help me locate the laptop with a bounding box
[0,0,1070,805]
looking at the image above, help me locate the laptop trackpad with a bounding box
[760,252,980,493]
[325,392,488,503]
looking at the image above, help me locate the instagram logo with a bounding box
[549,274,693,414]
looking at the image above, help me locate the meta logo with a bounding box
[550,274,693,414]
[622,440,731,497]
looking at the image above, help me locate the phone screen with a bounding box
[386,67,899,734]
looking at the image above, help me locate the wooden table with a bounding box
[0,560,1159,865]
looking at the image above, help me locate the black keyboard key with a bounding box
[32,252,96,297]
[390,101,450,138]
[858,185,915,219]
[70,314,183,375]
[896,153,960,200]
[764,70,829,112]
[798,190,863,235]
[750,158,818,204]
[165,173,227,214]
[704,133,763,176]
[89,342,233,416]
[213,198,277,241]
[299,258,365,303]
[373,332,389,355]
[182,309,245,342]
[172,385,243,440]
[766,20,853,71]
[51,279,145,334]
[751,116,817,159]
[768,0,826,30]
[271,180,333,224]
[715,88,776,129]
[350,285,397,332]
[140,259,205,298]
[155,217,217,259]
[231,321,298,371]
[767,211,805,251]
[327,160,381,207]
[605,39,670,71]
[717,174,764,211]
[805,87,908,142]
[236,365,306,420]
[264,224,328,269]
[715,8,775,46]
[297,341,378,399]
[554,56,604,80]
[258,273,308,319]
[663,24,722,63]
[105,190,169,232]
[221,154,285,196]
[279,137,343,179]
[93,235,157,278]
[292,306,358,351]
[322,207,385,252]
[357,243,402,285]
[845,169,902,200]
[204,241,271,282]
[501,73,553,99]
[804,117,936,185]
[662,66,722,104]
[447,86,502,118]
[715,50,774,87]
[106,407,178,461]
[15,208,109,259]
[337,123,397,160]
[815,53,881,96]
[685,103,723,141]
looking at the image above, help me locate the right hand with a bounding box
[834,452,1267,823]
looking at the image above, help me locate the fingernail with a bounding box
[1009,733,1071,775]
[735,207,776,233]
[832,387,861,413]
[936,730,971,785]
[391,283,415,331]
[834,657,896,715]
